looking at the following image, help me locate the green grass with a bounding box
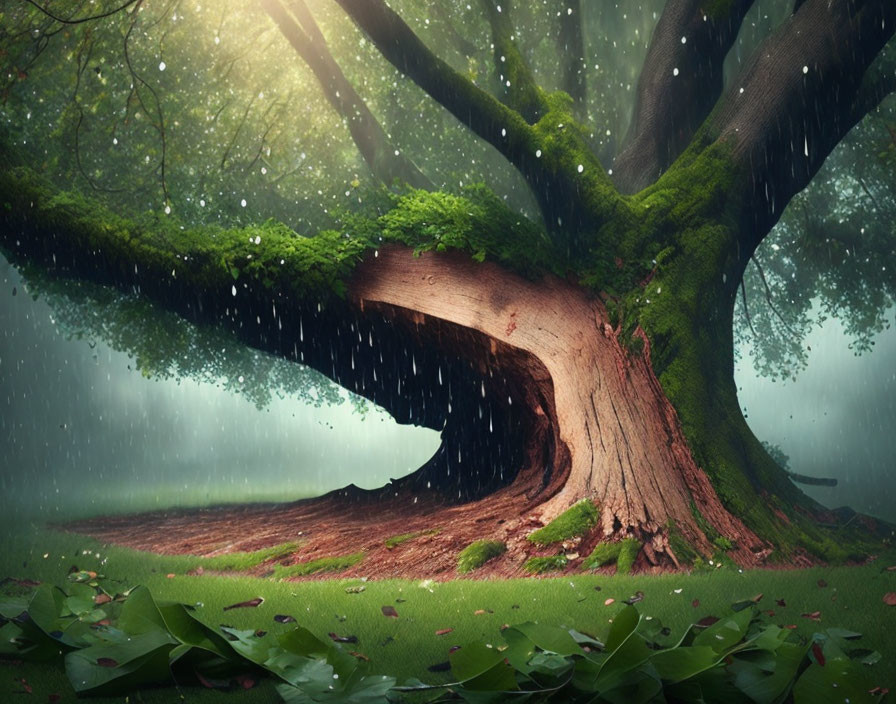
[526,499,599,545]
[524,554,569,573]
[1,522,895,702]
[385,529,439,549]
[456,540,506,574]
[271,551,365,578]
[191,540,302,571]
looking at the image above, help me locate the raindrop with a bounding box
[158,61,166,71]
[673,67,680,77]
[232,285,237,296]
[577,164,584,173]
[240,199,247,207]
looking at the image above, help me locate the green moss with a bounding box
[666,522,700,567]
[527,500,599,546]
[581,538,641,574]
[523,555,568,574]
[385,529,439,550]
[195,541,301,571]
[272,552,364,578]
[457,540,506,574]
[616,538,642,575]
[581,542,621,570]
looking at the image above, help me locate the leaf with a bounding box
[64,629,176,695]
[793,660,878,704]
[381,605,398,619]
[435,628,453,636]
[650,645,720,683]
[274,614,296,624]
[510,622,581,656]
[223,597,264,611]
[328,632,358,644]
[692,608,752,653]
[450,642,506,682]
[883,593,896,606]
[801,611,822,622]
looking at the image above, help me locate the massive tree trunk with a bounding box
[1,0,892,576]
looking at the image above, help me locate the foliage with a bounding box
[527,500,600,546]
[457,540,507,574]
[1,571,888,702]
[271,553,365,578]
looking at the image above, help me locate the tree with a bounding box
[0,0,894,574]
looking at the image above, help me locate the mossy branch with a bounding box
[478,0,546,122]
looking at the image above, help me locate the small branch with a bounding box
[740,278,756,338]
[23,0,140,25]
[261,0,432,189]
[750,255,798,338]
[478,0,546,121]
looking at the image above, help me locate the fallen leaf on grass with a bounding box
[223,597,264,611]
[624,591,644,605]
[691,599,700,608]
[349,651,369,662]
[869,686,890,696]
[94,594,112,605]
[435,628,453,636]
[49,695,61,703]
[166,573,176,579]
[344,585,365,594]
[883,593,896,606]
[817,579,828,588]
[381,605,399,619]
[776,598,787,607]
[197,672,231,690]
[603,598,615,606]
[329,632,358,644]
[474,609,487,615]
[801,611,822,622]
[274,614,295,624]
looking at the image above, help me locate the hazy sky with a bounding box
[2,253,894,523]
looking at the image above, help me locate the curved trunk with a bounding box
[65,246,773,575]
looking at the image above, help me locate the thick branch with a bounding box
[708,0,896,246]
[260,0,432,189]
[613,0,754,194]
[478,0,546,122]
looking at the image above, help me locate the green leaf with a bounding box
[511,621,581,656]
[117,586,168,635]
[64,629,176,694]
[692,608,752,653]
[793,660,877,704]
[450,642,506,680]
[729,642,808,704]
[605,605,641,652]
[156,602,232,657]
[650,645,720,683]
[528,652,573,677]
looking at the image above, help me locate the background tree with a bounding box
[0,0,894,574]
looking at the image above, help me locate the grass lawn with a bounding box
[1,520,894,702]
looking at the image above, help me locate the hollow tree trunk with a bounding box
[348,246,770,568]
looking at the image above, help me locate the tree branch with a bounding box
[708,0,896,247]
[478,0,546,122]
[613,0,754,194]
[260,0,432,189]
[330,0,622,243]
[555,0,586,113]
